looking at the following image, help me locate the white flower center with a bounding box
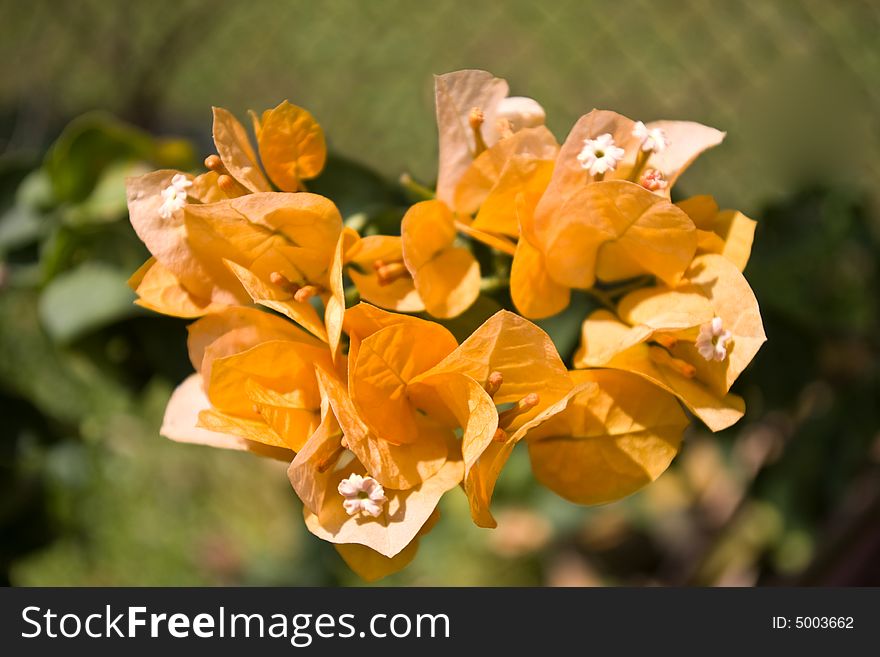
[577,133,625,176]
[695,316,733,362]
[632,121,669,154]
[158,173,193,219]
[338,473,388,518]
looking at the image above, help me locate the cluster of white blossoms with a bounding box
[696,317,734,362]
[158,174,193,219]
[577,121,670,177]
[338,473,389,518]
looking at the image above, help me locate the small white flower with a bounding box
[158,174,193,219]
[577,133,625,176]
[632,121,669,154]
[338,473,388,518]
[696,317,733,362]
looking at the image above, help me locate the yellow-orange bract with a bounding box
[415,310,575,526]
[344,234,425,313]
[676,195,757,271]
[511,109,726,320]
[400,200,480,318]
[162,306,330,455]
[176,192,346,355]
[213,101,326,193]
[127,69,769,582]
[574,254,766,431]
[127,100,329,318]
[288,371,461,578]
[342,303,498,487]
[392,70,559,319]
[527,369,688,505]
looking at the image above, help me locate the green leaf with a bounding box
[45,113,155,204]
[38,263,140,343]
[62,161,149,227]
[15,169,55,212]
[0,288,128,423]
[0,205,46,256]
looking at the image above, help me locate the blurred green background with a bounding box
[1,0,879,586]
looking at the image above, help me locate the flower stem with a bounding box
[399,173,435,200]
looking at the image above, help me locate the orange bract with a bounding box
[127,68,767,582]
[401,200,480,318]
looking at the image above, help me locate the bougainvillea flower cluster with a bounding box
[127,70,765,580]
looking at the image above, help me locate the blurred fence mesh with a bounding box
[1,0,879,212]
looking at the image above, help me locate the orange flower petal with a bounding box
[678,196,756,271]
[471,157,555,238]
[315,367,450,490]
[407,371,499,477]
[434,69,509,205]
[160,373,291,460]
[510,232,570,320]
[463,383,584,527]
[643,120,725,193]
[347,235,425,313]
[197,407,290,450]
[257,101,326,192]
[187,306,322,382]
[401,200,480,318]
[527,369,687,505]
[596,342,746,432]
[212,106,272,192]
[533,110,640,242]
[454,125,558,218]
[224,260,328,342]
[332,511,440,582]
[421,310,573,430]
[206,339,327,419]
[350,322,458,445]
[127,170,244,303]
[675,195,719,229]
[542,180,697,289]
[244,378,320,451]
[128,257,225,318]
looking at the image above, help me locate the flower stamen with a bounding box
[484,370,504,398]
[498,392,540,429]
[293,284,322,304]
[372,259,409,286]
[204,154,225,174]
[653,333,678,349]
[317,443,347,473]
[469,107,488,157]
[217,174,244,197]
[648,346,696,378]
[269,271,301,295]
